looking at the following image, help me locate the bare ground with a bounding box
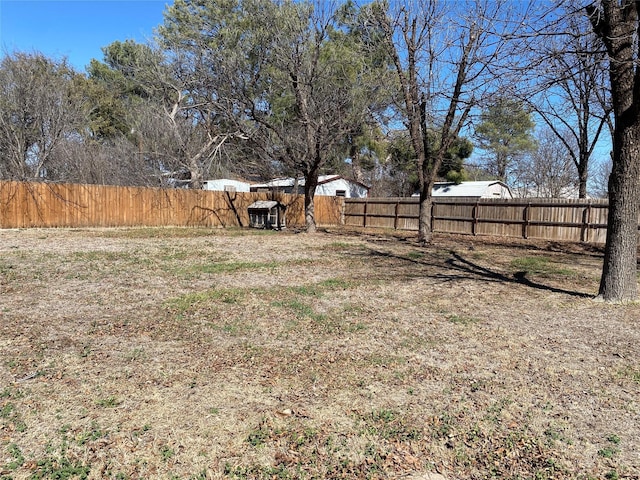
[0,226,638,480]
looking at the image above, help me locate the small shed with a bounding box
[247,200,286,230]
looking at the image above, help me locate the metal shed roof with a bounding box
[431,181,512,198]
[248,200,280,209]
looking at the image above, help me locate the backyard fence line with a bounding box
[0,181,341,229]
[344,197,640,245]
[2,181,639,245]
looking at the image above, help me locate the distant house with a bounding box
[511,185,583,199]
[250,175,369,198]
[425,180,513,199]
[202,179,251,192]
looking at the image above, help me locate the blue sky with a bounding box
[0,0,168,72]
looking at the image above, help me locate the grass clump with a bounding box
[27,435,92,480]
[1,401,27,433]
[598,433,622,458]
[3,443,24,471]
[96,396,120,408]
[77,421,106,445]
[271,300,323,321]
[286,278,356,297]
[189,261,279,275]
[160,445,175,462]
[165,288,246,316]
[357,409,422,441]
[447,313,480,325]
[617,366,640,384]
[510,256,575,277]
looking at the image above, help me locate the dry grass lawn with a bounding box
[0,226,639,480]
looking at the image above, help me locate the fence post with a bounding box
[472,201,479,236]
[394,200,399,230]
[363,199,368,228]
[581,204,591,243]
[522,203,530,239]
[430,201,435,233]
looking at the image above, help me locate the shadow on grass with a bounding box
[366,248,594,299]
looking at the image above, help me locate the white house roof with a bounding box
[512,185,583,199]
[431,181,512,198]
[202,179,251,192]
[251,175,369,189]
[252,178,297,188]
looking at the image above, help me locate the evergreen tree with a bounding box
[474,98,536,183]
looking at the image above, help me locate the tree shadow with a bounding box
[365,247,593,299]
[445,251,593,298]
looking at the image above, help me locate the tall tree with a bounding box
[384,131,418,197]
[87,40,238,189]
[0,52,84,181]
[383,130,472,196]
[332,1,395,187]
[586,0,640,302]
[528,9,611,198]
[474,97,536,183]
[373,0,519,244]
[160,0,386,230]
[84,40,158,140]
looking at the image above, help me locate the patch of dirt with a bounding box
[0,227,638,479]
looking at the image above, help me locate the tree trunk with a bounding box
[189,164,203,190]
[577,162,588,199]
[304,167,319,233]
[588,0,640,302]
[350,144,366,185]
[597,125,640,302]
[417,182,433,244]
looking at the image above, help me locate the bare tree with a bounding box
[46,134,158,186]
[590,155,612,199]
[87,40,243,189]
[526,8,611,198]
[373,0,522,244]
[512,127,578,198]
[0,52,84,181]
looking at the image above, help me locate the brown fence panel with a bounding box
[344,198,419,230]
[3,181,638,245]
[314,195,343,227]
[476,201,526,238]
[344,199,367,227]
[432,199,474,235]
[344,196,639,244]
[0,181,314,229]
[396,201,419,230]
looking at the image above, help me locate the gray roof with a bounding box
[431,181,512,198]
[248,200,280,209]
[251,175,369,190]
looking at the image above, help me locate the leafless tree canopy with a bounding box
[511,127,578,198]
[0,52,84,181]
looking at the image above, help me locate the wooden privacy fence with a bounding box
[344,197,640,244]
[3,181,639,245]
[0,181,343,229]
